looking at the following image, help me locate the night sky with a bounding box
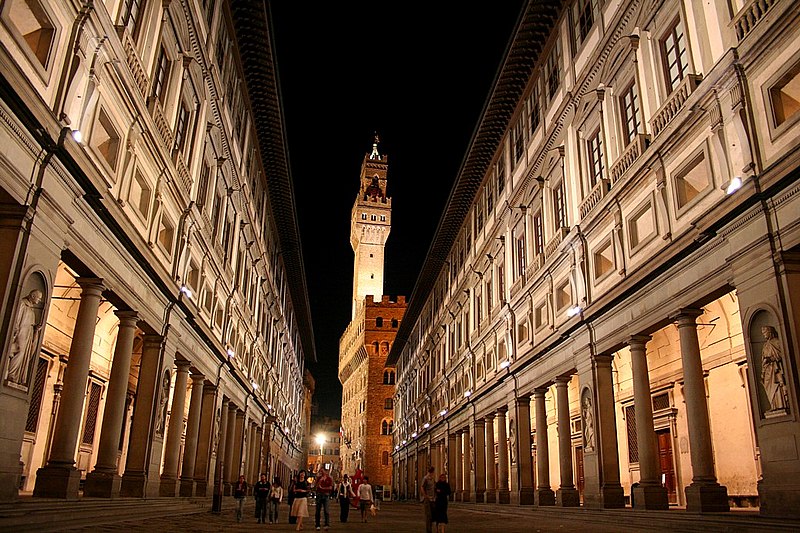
[268,2,526,420]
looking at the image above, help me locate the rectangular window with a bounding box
[215,24,228,73]
[528,83,541,135]
[586,130,604,188]
[153,46,170,103]
[572,0,598,50]
[674,151,710,209]
[512,118,525,163]
[556,280,571,310]
[158,214,175,253]
[174,101,190,154]
[120,0,145,38]
[197,160,211,208]
[129,169,152,219]
[486,183,494,214]
[92,108,121,171]
[496,160,505,195]
[770,61,800,127]
[82,382,102,445]
[535,301,548,329]
[475,192,484,233]
[620,83,641,145]
[25,358,48,433]
[532,211,544,256]
[497,262,505,302]
[515,229,526,279]
[629,201,656,249]
[661,18,689,94]
[545,39,561,100]
[553,181,567,230]
[593,239,614,280]
[626,404,639,463]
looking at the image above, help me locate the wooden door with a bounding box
[575,446,585,498]
[656,429,677,504]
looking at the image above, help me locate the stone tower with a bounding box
[350,136,392,318]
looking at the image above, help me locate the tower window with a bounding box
[376,317,383,327]
[381,215,386,221]
[370,274,374,279]
[369,254,373,258]
[371,214,377,221]
[362,213,367,220]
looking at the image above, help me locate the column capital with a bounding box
[190,373,205,384]
[515,395,532,406]
[228,402,238,412]
[175,359,192,372]
[592,353,615,367]
[235,409,245,419]
[484,413,495,422]
[75,277,105,295]
[671,307,704,324]
[496,406,508,415]
[114,309,139,327]
[202,382,217,392]
[472,417,485,428]
[142,333,164,351]
[628,334,652,348]
[221,396,230,406]
[533,387,549,398]
[554,375,572,385]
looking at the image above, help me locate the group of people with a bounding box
[234,468,377,531]
[420,467,452,533]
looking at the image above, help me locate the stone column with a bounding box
[447,432,457,502]
[223,404,237,495]
[472,417,486,502]
[555,377,579,506]
[160,360,190,496]
[213,396,230,498]
[462,426,471,502]
[674,309,729,512]
[514,396,535,505]
[121,334,165,497]
[248,422,259,482]
[232,410,246,479]
[496,408,510,503]
[261,415,275,478]
[629,335,668,510]
[179,373,205,496]
[254,426,263,479]
[34,278,104,499]
[193,383,217,496]
[533,387,555,505]
[485,414,497,503]
[592,354,624,508]
[85,310,138,497]
[454,430,463,501]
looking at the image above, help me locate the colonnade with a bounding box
[394,309,730,512]
[29,276,289,500]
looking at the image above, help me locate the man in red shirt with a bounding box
[315,469,334,531]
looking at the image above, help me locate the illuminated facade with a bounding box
[390,0,800,519]
[0,0,315,500]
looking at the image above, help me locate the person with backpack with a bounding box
[254,473,271,523]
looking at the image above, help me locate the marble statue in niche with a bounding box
[582,392,595,452]
[155,370,170,436]
[508,417,516,465]
[760,325,789,414]
[5,289,45,388]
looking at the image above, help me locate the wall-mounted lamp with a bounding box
[724,176,743,195]
[567,305,583,318]
[464,390,472,398]
[499,360,510,370]
[226,346,235,358]
[179,285,193,299]
[423,422,430,429]
[440,409,448,416]
[71,129,83,144]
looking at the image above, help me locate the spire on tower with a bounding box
[369,133,381,160]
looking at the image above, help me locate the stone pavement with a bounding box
[61,500,798,533]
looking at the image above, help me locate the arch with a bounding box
[375,316,384,327]
[381,419,394,435]
[383,370,395,385]
[391,318,398,328]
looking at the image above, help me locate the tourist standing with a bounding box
[338,473,355,523]
[288,475,297,524]
[269,477,283,524]
[254,474,271,523]
[357,475,373,523]
[420,466,436,533]
[233,474,248,523]
[433,474,452,533]
[291,470,310,531]
[314,468,334,530]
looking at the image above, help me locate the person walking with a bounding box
[288,475,297,524]
[338,473,355,523]
[314,468,334,530]
[290,470,310,531]
[269,477,283,524]
[433,473,452,533]
[420,466,437,533]
[254,474,271,523]
[233,474,248,523]
[357,475,373,523]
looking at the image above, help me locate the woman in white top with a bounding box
[269,477,283,524]
[357,476,373,523]
[337,474,355,523]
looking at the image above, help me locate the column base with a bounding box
[473,489,484,503]
[485,490,496,503]
[496,489,510,504]
[33,465,81,499]
[557,487,580,507]
[159,476,178,497]
[462,491,471,503]
[685,482,729,513]
[535,487,556,506]
[195,480,210,497]
[759,478,800,519]
[632,484,669,510]
[519,487,535,505]
[120,472,154,498]
[223,482,232,496]
[84,470,121,498]
[179,478,196,497]
[583,484,624,509]
[0,467,22,501]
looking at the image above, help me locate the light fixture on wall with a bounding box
[499,360,510,370]
[226,346,235,358]
[71,129,83,143]
[423,422,430,429]
[567,305,582,318]
[180,285,193,299]
[440,409,448,416]
[724,176,743,195]
[411,432,418,438]
[464,390,472,398]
